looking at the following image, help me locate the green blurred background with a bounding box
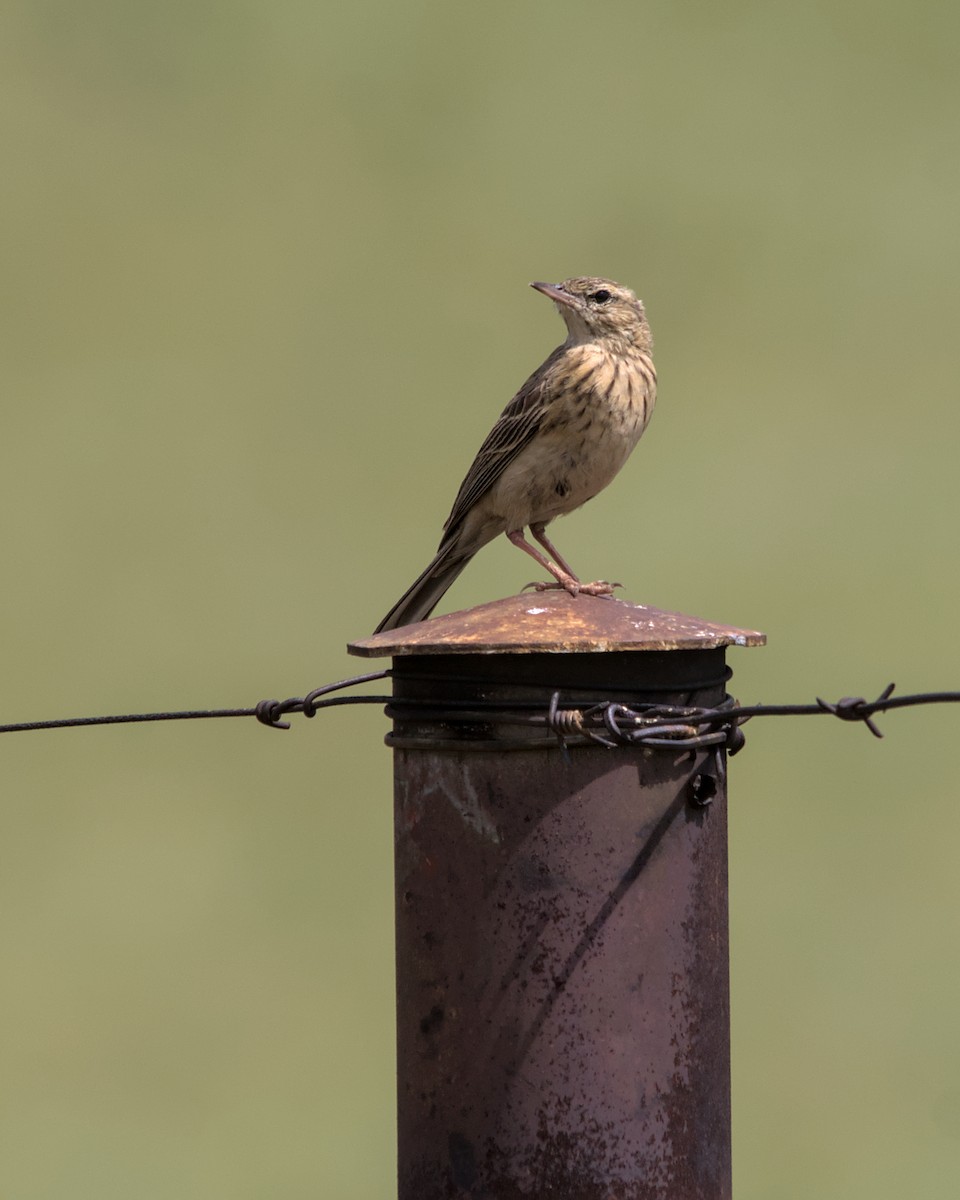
[2,1,959,1195]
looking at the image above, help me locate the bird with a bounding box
[373,276,657,634]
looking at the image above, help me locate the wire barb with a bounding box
[815,681,896,738]
[255,699,290,730]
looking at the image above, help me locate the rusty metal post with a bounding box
[349,593,764,1200]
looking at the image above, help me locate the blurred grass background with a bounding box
[2,1,959,1195]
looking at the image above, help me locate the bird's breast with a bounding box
[485,347,657,531]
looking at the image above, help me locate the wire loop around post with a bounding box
[4,675,960,749]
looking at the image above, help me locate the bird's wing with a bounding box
[440,347,564,541]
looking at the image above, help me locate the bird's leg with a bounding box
[506,529,579,593]
[506,529,619,598]
[529,522,580,581]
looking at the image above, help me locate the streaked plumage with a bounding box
[374,276,656,633]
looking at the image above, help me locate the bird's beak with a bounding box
[530,281,579,310]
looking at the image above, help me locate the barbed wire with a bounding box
[2,675,960,752]
[0,672,390,735]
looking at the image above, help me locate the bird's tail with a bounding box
[373,542,475,634]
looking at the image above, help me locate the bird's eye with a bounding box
[590,289,611,303]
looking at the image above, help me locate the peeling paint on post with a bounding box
[350,592,764,1200]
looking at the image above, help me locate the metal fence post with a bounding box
[350,593,764,1200]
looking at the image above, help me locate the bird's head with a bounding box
[530,276,651,351]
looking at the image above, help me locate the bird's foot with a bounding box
[578,580,622,596]
[522,578,622,598]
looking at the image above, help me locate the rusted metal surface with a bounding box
[391,649,744,1199]
[348,592,765,658]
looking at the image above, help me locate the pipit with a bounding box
[374,276,657,633]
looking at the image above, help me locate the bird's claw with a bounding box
[579,580,622,596]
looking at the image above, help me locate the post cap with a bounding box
[348,592,766,658]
